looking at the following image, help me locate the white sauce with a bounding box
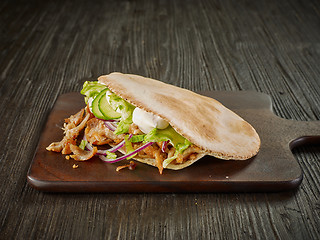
[105,90,112,102]
[132,107,169,133]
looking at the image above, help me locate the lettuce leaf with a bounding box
[106,151,117,159]
[108,93,135,135]
[81,81,107,103]
[79,140,88,150]
[162,153,179,168]
[144,125,191,167]
[124,135,137,159]
[129,134,146,143]
[144,125,191,150]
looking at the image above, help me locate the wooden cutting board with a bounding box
[27,91,320,192]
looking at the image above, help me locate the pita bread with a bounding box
[98,72,260,169]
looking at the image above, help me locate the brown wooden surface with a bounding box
[1,0,320,239]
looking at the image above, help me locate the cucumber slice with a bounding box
[91,90,107,119]
[99,91,121,119]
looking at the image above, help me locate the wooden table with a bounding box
[1,0,319,239]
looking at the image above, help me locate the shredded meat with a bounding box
[64,112,90,139]
[65,108,85,125]
[61,138,77,154]
[46,108,91,154]
[85,118,122,145]
[176,153,184,163]
[154,149,164,174]
[47,108,203,174]
[141,144,158,158]
[132,143,166,174]
[181,145,201,159]
[167,147,175,158]
[69,144,98,161]
[129,123,144,135]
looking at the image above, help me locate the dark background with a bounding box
[1,0,319,239]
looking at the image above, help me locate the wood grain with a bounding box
[0,0,319,239]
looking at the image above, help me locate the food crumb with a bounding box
[73,164,79,169]
[65,155,70,160]
[116,161,136,172]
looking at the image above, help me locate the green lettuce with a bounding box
[80,81,107,103]
[108,93,135,135]
[144,126,191,167]
[106,151,117,159]
[129,134,146,143]
[79,140,88,150]
[124,135,137,159]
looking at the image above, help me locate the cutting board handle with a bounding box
[289,120,320,150]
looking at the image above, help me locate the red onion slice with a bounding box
[94,119,119,131]
[96,140,124,155]
[83,135,94,151]
[104,121,117,131]
[99,141,154,163]
[83,131,149,164]
[161,140,169,152]
[96,134,133,155]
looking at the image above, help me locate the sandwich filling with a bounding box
[46,81,203,174]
